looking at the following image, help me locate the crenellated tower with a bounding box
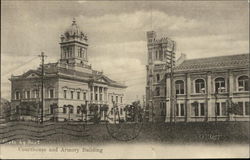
[145,31,176,122]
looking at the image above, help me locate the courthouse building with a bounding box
[165,53,249,122]
[9,19,127,121]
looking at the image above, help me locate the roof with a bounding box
[10,62,126,88]
[174,53,249,72]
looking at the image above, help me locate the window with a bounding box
[27,91,30,99]
[95,93,98,101]
[49,89,54,98]
[25,106,30,115]
[15,91,20,100]
[176,103,185,117]
[77,106,81,114]
[69,107,73,114]
[245,102,250,115]
[120,108,123,115]
[156,74,160,82]
[175,80,184,95]
[34,90,39,98]
[238,76,249,91]
[120,97,123,103]
[91,93,93,100]
[77,92,80,100]
[195,79,205,93]
[216,102,227,116]
[155,87,160,96]
[16,106,20,114]
[63,105,67,114]
[237,102,244,115]
[116,96,118,103]
[111,96,114,102]
[215,77,226,93]
[71,91,74,99]
[83,92,86,100]
[100,94,102,101]
[192,102,205,117]
[64,90,67,99]
[50,105,54,114]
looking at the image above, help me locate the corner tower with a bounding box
[59,18,91,72]
[145,31,176,122]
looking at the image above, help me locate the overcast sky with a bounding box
[1,1,249,103]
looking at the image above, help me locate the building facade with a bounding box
[10,19,127,122]
[165,54,250,122]
[145,31,176,122]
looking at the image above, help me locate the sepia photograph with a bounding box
[1,0,249,159]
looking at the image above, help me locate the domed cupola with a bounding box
[59,18,89,69]
[60,18,88,43]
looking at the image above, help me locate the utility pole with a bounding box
[38,52,47,124]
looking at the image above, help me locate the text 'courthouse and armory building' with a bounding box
[9,19,127,122]
[146,31,249,123]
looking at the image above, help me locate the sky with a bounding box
[1,0,249,103]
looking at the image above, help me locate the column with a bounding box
[206,73,212,121]
[186,74,191,122]
[165,75,171,122]
[97,86,99,103]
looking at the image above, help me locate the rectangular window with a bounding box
[34,90,39,98]
[116,96,118,103]
[221,102,227,116]
[100,94,102,101]
[77,92,80,100]
[15,91,20,100]
[200,103,205,116]
[27,91,30,99]
[180,104,185,116]
[175,104,179,116]
[111,96,114,102]
[245,102,250,115]
[64,90,67,99]
[192,103,199,116]
[237,102,244,115]
[91,93,93,100]
[216,103,220,116]
[120,97,123,103]
[71,91,74,99]
[95,93,98,101]
[50,105,54,114]
[83,92,86,100]
[49,89,54,98]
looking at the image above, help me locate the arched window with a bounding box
[175,80,184,95]
[215,77,225,93]
[195,79,205,93]
[69,105,74,114]
[238,76,249,91]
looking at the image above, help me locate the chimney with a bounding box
[176,53,186,66]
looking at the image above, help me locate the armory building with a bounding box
[9,19,127,122]
[145,31,249,123]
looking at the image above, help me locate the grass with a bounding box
[0,121,249,145]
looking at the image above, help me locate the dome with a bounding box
[61,18,88,42]
[65,18,81,36]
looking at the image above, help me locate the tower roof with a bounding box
[61,18,88,43]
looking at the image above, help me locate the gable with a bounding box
[22,70,40,78]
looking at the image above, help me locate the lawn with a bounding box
[0,121,249,145]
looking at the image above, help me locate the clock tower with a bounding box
[59,18,91,72]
